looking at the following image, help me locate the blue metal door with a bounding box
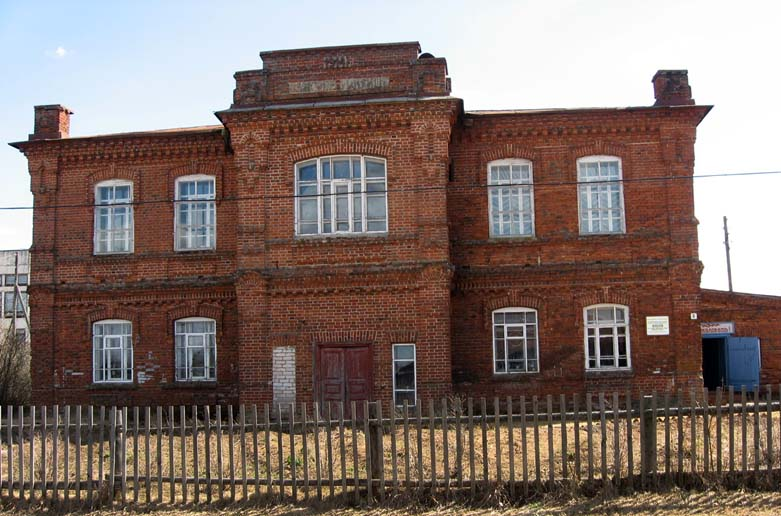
[725,337,760,391]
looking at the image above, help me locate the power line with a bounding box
[0,169,779,211]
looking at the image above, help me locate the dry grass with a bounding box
[1,400,779,506]
[2,489,781,515]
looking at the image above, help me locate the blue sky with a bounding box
[2,0,780,293]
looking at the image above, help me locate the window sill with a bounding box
[162,381,218,390]
[578,231,627,239]
[294,232,389,242]
[487,235,537,242]
[585,368,634,378]
[174,247,218,254]
[492,372,539,382]
[88,383,138,390]
[93,251,134,257]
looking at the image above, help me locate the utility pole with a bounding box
[723,216,733,292]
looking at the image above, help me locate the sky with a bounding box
[1,0,780,294]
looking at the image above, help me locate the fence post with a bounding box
[641,395,655,482]
[369,402,384,487]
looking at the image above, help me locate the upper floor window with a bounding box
[488,159,534,237]
[577,156,625,235]
[175,176,216,251]
[295,156,387,236]
[94,180,134,254]
[93,320,133,383]
[584,304,630,370]
[175,317,217,381]
[492,307,539,373]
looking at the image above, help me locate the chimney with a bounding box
[30,104,73,140]
[652,70,694,106]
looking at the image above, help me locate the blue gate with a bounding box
[725,336,760,391]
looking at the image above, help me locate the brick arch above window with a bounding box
[477,145,537,183]
[573,288,634,326]
[85,165,139,202]
[86,306,140,333]
[167,162,225,200]
[288,141,392,163]
[483,292,544,328]
[568,141,628,175]
[166,303,224,335]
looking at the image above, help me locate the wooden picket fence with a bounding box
[0,385,780,508]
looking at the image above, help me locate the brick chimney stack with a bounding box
[30,104,73,140]
[652,70,694,106]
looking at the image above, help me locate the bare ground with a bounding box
[2,489,781,515]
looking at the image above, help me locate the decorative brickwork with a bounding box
[10,41,721,406]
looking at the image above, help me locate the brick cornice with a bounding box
[24,132,228,164]
[288,140,393,162]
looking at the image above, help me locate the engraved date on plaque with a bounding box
[323,55,352,69]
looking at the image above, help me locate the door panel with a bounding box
[726,337,760,391]
[320,348,345,403]
[317,345,372,418]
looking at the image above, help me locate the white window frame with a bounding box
[294,155,388,236]
[174,317,217,382]
[492,307,540,374]
[584,304,631,370]
[577,156,626,235]
[174,175,216,251]
[487,159,535,237]
[3,291,28,318]
[94,179,134,255]
[392,343,417,407]
[92,319,133,384]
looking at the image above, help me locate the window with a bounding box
[14,329,26,345]
[94,180,134,254]
[492,308,539,373]
[295,156,387,235]
[175,176,216,250]
[3,274,16,286]
[392,344,416,407]
[3,292,27,318]
[93,320,133,383]
[17,274,28,286]
[584,304,631,370]
[577,156,625,234]
[175,317,216,381]
[488,159,534,237]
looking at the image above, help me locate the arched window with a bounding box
[584,304,631,370]
[175,317,217,381]
[492,307,539,373]
[93,319,133,383]
[175,175,216,250]
[295,155,387,235]
[487,159,534,237]
[577,156,625,234]
[94,180,134,254]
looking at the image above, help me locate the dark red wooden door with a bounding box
[317,345,371,417]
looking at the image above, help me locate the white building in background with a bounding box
[0,250,29,344]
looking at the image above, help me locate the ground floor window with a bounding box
[93,320,133,383]
[492,308,539,373]
[393,344,416,407]
[584,304,630,369]
[175,317,217,381]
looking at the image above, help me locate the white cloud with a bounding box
[45,46,68,59]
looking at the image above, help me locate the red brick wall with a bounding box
[701,289,781,385]
[14,43,715,406]
[448,107,707,398]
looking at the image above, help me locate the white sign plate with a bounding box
[646,316,670,336]
[700,321,735,335]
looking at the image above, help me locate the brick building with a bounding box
[12,41,761,408]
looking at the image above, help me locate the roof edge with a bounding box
[259,41,420,58]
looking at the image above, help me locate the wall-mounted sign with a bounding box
[701,321,735,335]
[646,316,670,336]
